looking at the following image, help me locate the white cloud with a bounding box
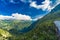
[0,13,32,20]
[0,15,13,20]
[0,13,44,21]
[12,13,32,20]
[30,0,52,11]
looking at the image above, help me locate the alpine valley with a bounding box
[0,4,60,40]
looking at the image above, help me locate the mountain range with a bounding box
[0,4,60,40]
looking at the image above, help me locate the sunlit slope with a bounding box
[0,20,32,30]
[0,29,12,40]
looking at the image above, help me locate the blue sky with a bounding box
[0,0,60,20]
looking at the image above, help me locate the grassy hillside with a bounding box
[0,29,12,40]
[0,20,32,30]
